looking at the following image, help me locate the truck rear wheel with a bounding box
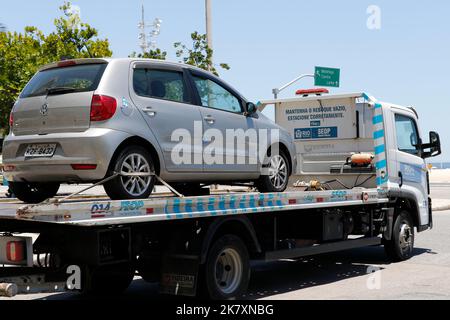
[384,211,415,262]
[9,181,60,204]
[203,234,250,300]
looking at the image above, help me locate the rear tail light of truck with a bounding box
[9,112,13,127]
[90,95,117,122]
[6,241,26,262]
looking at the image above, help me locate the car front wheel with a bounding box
[256,150,290,193]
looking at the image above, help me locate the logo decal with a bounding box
[40,103,49,116]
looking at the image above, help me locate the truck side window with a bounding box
[394,114,420,156]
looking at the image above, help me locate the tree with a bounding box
[0,2,112,133]
[174,32,229,76]
[129,48,167,60]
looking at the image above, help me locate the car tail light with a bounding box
[90,95,117,122]
[9,112,13,127]
[71,164,98,170]
[57,60,77,68]
[6,241,26,262]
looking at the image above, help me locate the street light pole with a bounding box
[272,74,315,99]
[205,0,213,69]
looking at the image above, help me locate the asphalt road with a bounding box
[1,184,449,300]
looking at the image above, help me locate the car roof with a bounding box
[39,57,215,75]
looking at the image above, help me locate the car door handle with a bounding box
[399,171,403,188]
[143,107,157,117]
[204,115,215,124]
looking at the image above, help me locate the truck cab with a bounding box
[260,92,441,232]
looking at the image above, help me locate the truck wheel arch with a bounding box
[389,189,422,231]
[200,216,262,264]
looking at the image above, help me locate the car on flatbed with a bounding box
[2,58,296,203]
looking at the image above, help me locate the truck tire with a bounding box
[384,211,415,262]
[256,150,290,193]
[9,181,60,204]
[104,146,155,200]
[203,234,250,300]
[87,263,135,295]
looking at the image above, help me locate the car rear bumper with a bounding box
[2,128,130,183]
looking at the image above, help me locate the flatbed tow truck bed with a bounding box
[0,187,391,298]
[1,188,387,226]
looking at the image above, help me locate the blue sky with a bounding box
[1,0,450,160]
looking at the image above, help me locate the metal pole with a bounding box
[205,0,213,69]
[273,73,315,99]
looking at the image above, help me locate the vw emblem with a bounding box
[40,103,49,116]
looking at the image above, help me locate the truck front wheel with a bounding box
[384,211,415,262]
[204,234,250,300]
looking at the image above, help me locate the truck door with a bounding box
[392,110,429,226]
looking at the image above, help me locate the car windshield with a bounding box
[20,63,107,98]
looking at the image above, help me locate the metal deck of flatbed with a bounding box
[0,188,389,227]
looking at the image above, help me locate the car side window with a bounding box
[395,114,420,156]
[133,68,189,103]
[192,76,242,113]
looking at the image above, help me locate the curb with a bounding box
[433,205,450,212]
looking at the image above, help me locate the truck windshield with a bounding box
[20,63,107,98]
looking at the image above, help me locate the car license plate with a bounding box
[24,144,57,157]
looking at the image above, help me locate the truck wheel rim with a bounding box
[269,155,288,189]
[214,248,243,295]
[120,153,152,196]
[399,223,412,251]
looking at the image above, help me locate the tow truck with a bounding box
[0,92,441,299]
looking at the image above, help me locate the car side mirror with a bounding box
[422,131,442,159]
[245,102,257,116]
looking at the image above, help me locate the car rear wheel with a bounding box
[104,146,155,200]
[256,150,290,193]
[9,181,60,204]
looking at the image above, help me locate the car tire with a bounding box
[104,146,155,200]
[203,234,250,300]
[384,211,415,262]
[256,149,290,193]
[9,181,60,204]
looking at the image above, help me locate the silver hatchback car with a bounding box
[3,58,296,203]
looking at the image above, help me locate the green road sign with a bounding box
[315,66,340,87]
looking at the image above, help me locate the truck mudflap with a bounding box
[159,254,200,297]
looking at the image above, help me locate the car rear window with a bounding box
[20,63,107,98]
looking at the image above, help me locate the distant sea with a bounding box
[431,162,450,169]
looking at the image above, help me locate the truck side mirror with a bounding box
[422,131,442,158]
[245,102,257,116]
